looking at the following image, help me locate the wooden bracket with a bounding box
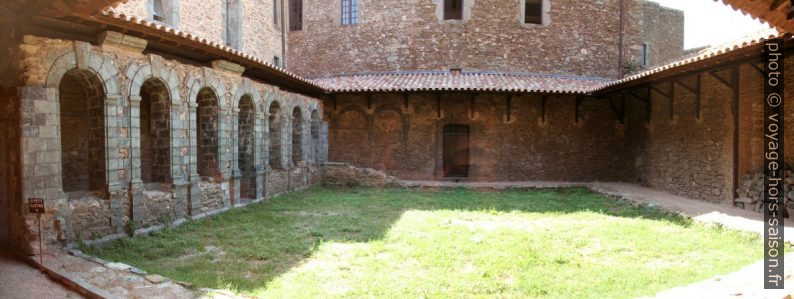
[575,96,585,123]
[366,93,373,110]
[402,93,410,110]
[469,93,476,119]
[541,95,548,123]
[506,94,514,122]
[771,0,787,11]
[330,95,337,111]
[610,93,626,123]
[708,69,734,89]
[674,74,702,119]
[624,85,651,123]
[436,93,442,118]
[749,62,765,76]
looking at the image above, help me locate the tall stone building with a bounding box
[0,0,791,257]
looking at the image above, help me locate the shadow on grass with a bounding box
[80,186,695,293]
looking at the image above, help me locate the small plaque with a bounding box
[28,198,45,214]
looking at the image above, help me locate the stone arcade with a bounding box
[0,0,793,256]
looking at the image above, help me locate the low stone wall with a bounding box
[140,190,180,228]
[66,195,115,241]
[267,170,289,197]
[322,162,404,188]
[197,181,227,214]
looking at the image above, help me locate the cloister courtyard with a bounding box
[78,186,770,298]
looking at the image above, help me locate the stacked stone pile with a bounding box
[735,170,794,216]
[198,182,225,213]
[322,163,404,188]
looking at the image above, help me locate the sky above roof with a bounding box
[648,0,771,50]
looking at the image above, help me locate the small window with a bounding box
[642,43,649,66]
[524,0,542,24]
[152,0,166,22]
[223,0,242,49]
[273,56,281,67]
[342,0,359,25]
[444,0,463,20]
[273,0,279,26]
[289,0,302,31]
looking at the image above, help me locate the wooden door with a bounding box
[443,124,470,178]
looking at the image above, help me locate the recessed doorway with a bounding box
[443,124,470,178]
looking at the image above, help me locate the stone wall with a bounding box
[623,57,794,205]
[288,0,681,78]
[641,1,684,68]
[325,92,633,181]
[10,32,326,250]
[112,0,285,64]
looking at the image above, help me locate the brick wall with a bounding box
[288,0,679,78]
[326,92,633,181]
[112,0,285,63]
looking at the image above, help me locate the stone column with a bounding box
[186,101,202,216]
[218,107,232,207]
[229,108,241,205]
[320,121,329,163]
[170,100,189,220]
[18,86,69,249]
[127,95,145,231]
[253,111,265,200]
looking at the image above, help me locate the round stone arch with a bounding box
[124,59,183,186]
[289,101,307,166]
[186,73,227,107]
[229,79,263,177]
[185,72,228,180]
[264,92,288,170]
[43,46,122,198]
[230,78,263,113]
[125,60,181,105]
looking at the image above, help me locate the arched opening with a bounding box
[372,109,404,172]
[139,78,171,187]
[333,109,368,166]
[197,87,220,180]
[310,110,320,164]
[292,107,303,166]
[268,101,282,169]
[238,95,256,199]
[59,69,106,196]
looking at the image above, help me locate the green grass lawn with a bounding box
[82,187,766,298]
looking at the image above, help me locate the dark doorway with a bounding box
[443,124,470,178]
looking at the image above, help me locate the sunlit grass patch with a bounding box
[82,187,765,298]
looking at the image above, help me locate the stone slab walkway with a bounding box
[26,245,194,298]
[590,182,794,243]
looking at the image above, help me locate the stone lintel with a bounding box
[210,60,245,76]
[98,31,148,53]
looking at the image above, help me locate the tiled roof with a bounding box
[719,0,794,33]
[84,11,327,95]
[310,71,612,94]
[65,10,784,96]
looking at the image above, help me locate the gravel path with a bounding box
[0,248,82,299]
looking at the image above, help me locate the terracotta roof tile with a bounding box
[310,71,612,94]
[91,12,783,96]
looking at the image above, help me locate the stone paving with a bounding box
[0,248,82,299]
[29,245,194,298]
